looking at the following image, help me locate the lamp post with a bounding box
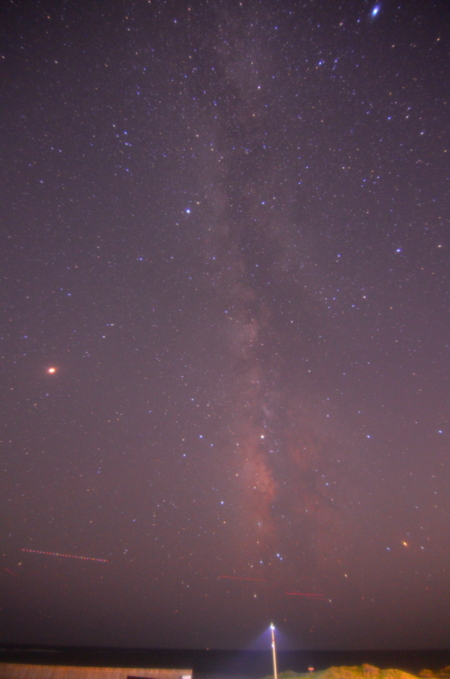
[270,623,278,679]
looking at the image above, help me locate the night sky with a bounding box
[2,0,449,651]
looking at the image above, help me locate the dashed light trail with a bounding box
[21,549,108,563]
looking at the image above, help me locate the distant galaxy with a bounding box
[371,4,381,18]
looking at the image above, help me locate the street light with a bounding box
[270,623,278,679]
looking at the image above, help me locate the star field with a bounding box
[1,0,449,650]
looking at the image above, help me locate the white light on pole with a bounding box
[270,623,278,679]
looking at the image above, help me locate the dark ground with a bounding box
[1,647,449,679]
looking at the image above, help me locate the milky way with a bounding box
[2,0,449,650]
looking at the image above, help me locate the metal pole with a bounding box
[270,623,278,679]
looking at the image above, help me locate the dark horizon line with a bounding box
[2,644,450,652]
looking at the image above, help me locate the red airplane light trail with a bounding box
[285,592,325,598]
[219,575,267,582]
[4,568,18,577]
[21,549,108,563]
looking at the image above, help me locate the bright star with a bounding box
[371,4,381,17]
[47,367,57,374]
